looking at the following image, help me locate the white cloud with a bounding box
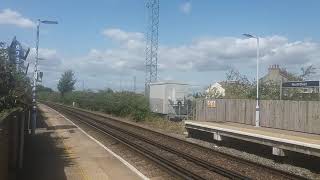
[28,28,320,90]
[102,28,144,41]
[27,48,63,74]
[68,29,320,76]
[102,28,145,50]
[180,2,192,14]
[162,35,320,72]
[0,9,35,28]
[262,41,320,66]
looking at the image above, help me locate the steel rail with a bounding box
[46,102,307,180]
[52,105,208,180]
[56,104,250,180]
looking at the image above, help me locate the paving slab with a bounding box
[20,104,145,180]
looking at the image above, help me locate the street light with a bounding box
[243,33,260,127]
[40,20,58,24]
[31,19,58,135]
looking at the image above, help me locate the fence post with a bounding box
[0,113,9,180]
[18,111,25,169]
[280,79,282,100]
[8,112,18,172]
[27,109,31,134]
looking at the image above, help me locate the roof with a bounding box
[149,81,189,86]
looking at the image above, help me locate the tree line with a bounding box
[38,70,150,122]
[202,65,318,101]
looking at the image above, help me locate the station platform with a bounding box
[185,121,320,157]
[20,104,146,180]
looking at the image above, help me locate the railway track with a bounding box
[45,102,306,180]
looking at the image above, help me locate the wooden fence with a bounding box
[194,99,320,134]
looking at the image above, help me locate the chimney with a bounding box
[268,64,280,72]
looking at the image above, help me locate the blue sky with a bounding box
[1,0,320,91]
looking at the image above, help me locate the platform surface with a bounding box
[21,104,145,180]
[185,120,320,156]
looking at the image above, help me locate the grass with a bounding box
[39,90,188,135]
[69,103,187,135]
[132,115,186,135]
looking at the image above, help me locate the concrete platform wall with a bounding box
[194,99,320,134]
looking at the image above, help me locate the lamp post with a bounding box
[31,19,58,135]
[243,33,260,127]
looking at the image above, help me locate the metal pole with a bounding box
[186,100,189,120]
[178,103,181,120]
[280,79,282,100]
[31,20,40,135]
[255,37,260,127]
[27,109,30,134]
[19,111,25,168]
[133,76,136,93]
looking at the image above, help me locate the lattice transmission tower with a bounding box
[145,0,159,93]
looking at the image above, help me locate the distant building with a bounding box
[205,82,225,98]
[261,64,289,83]
[301,87,319,94]
[149,81,190,115]
[261,64,288,83]
[262,64,318,94]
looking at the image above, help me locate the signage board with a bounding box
[207,100,216,108]
[282,81,320,88]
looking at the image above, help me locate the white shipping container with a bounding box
[149,81,189,114]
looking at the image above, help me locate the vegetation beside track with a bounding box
[38,69,185,134]
[39,90,185,134]
[0,42,31,115]
[38,90,151,122]
[140,116,185,135]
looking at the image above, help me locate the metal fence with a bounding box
[194,99,320,134]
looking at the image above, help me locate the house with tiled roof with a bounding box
[261,64,289,83]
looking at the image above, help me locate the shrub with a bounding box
[38,90,150,122]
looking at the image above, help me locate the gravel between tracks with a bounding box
[61,105,306,180]
[59,107,231,179]
[121,114,320,180]
[143,125,320,180]
[51,103,320,180]
[50,106,177,180]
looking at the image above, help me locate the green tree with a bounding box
[1,42,31,111]
[57,70,76,97]
[36,84,53,93]
[224,69,254,99]
[300,65,316,80]
[281,65,318,100]
[283,65,317,81]
[223,65,319,100]
[38,89,150,122]
[260,81,280,100]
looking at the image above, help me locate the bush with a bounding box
[1,44,32,112]
[38,90,150,122]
